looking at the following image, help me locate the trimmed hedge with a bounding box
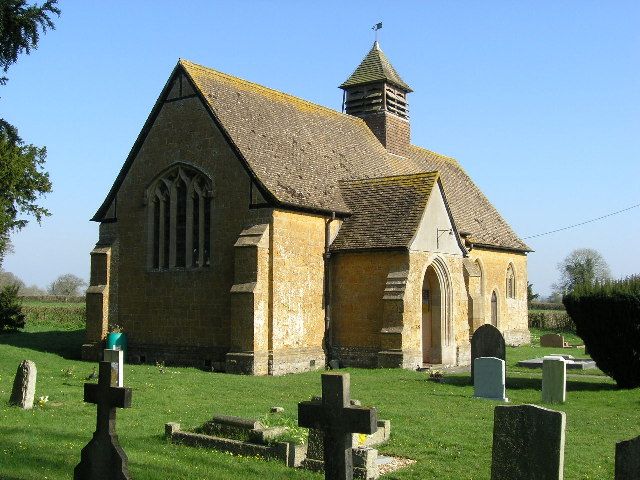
[22,303,85,327]
[529,301,565,311]
[528,311,575,331]
[19,295,85,303]
[563,276,640,388]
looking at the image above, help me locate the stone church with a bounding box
[83,42,531,374]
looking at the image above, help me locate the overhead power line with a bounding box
[523,203,640,240]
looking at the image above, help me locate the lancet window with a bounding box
[506,264,516,299]
[147,164,213,270]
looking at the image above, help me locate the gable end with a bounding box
[91,63,277,222]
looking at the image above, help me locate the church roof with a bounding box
[339,41,413,92]
[93,59,530,252]
[406,146,530,251]
[331,172,440,251]
[181,59,423,215]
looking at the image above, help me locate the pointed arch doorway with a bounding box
[421,258,456,364]
[421,265,440,363]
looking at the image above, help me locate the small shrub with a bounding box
[0,284,26,332]
[563,275,640,388]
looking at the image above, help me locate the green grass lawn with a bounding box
[1,320,637,479]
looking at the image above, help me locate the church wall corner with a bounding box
[268,209,326,373]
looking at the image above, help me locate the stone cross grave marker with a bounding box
[474,357,508,402]
[542,356,567,403]
[74,361,133,480]
[471,324,505,383]
[615,434,640,480]
[9,360,37,409]
[104,348,124,387]
[491,404,566,480]
[298,372,378,480]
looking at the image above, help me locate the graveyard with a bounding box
[1,315,638,479]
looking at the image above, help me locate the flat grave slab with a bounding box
[517,356,596,370]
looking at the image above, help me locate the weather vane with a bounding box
[372,22,382,42]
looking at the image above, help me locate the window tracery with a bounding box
[146,164,213,270]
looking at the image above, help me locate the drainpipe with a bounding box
[323,212,336,365]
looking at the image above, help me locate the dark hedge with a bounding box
[563,276,640,388]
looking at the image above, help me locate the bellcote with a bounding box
[340,42,412,155]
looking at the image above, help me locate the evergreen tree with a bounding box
[0,0,59,265]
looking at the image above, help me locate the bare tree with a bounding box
[0,269,24,289]
[553,248,611,294]
[47,273,86,297]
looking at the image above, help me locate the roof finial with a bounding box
[372,22,382,44]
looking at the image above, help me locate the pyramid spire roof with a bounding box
[340,41,412,92]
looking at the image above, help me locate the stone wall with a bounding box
[88,88,255,365]
[331,248,529,368]
[467,248,530,346]
[403,252,469,366]
[269,210,326,374]
[331,251,408,366]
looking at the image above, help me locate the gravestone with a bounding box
[615,435,640,479]
[299,372,378,480]
[491,404,566,480]
[74,361,133,480]
[473,357,508,402]
[104,349,124,387]
[471,324,505,383]
[9,360,37,409]
[540,334,565,348]
[542,356,567,403]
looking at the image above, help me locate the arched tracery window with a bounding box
[506,264,516,299]
[147,164,213,270]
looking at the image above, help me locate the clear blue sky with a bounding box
[2,1,639,296]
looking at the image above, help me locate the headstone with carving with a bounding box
[299,372,378,480]
[74,361,133,480]
[9,360,37,409]
[474,357,508,402]
[542,356,567,403]
[615,435,640,480]
[471,324,506,383]
[491,404,566,480]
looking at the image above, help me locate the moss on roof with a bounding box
[331,172,439,251]
[339,41,412,92]
[94,58,530,252]
[182,60,346,118]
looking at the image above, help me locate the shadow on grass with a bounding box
[506,376,617,392]
[0,328,83,359]
[441,373,617,392]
